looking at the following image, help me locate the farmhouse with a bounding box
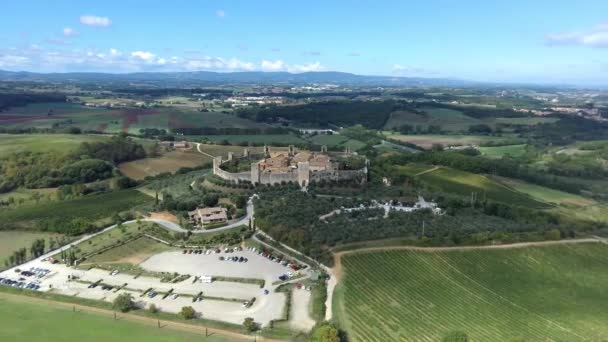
[188,207,228,227]
[213,145,367,186]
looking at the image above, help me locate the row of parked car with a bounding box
[20,267,51,279]
[255,249,305,271]
[0,277,41,290]
[218,256,249,263]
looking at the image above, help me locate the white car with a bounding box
[172,293,179,300]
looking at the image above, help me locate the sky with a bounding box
[1,0,608,85]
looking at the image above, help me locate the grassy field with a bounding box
[335,243,608,341]
[84,236,174,265]
[386,134,519,149]
[417,167,548,208]
[0,189,151,229]
[0,293,236,342]
[0,134,109,154]
[71,222,158,260]
[478,144,527,158]
[119,150,211,180]
[0,231,65,267]
[394,164,436,176]
[141,169,210,198]
[494,176,596,207]
[491,117,560,125]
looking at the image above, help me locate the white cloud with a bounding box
[80,15,112,27]
[109,48,121,56]
[63,27,78,37]
[288,62,323,73]
[131,51,156,61]
[184,56,255,71]
[546,22,608,48]
[261,59,285,71]
[216,10,225,18]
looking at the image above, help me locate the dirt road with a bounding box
[0,292,283,342]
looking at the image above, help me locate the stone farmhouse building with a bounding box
[213,145,367,186]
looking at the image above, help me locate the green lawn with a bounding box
[84,236,174,264]
[0,189,152,229]
[417,167,548,208]
[335,243,608,341]
[478,144,527,158]
[0,294,236,342]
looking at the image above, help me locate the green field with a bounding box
[335,243,608,341]
[417,167,548,208]
[83,235,174,265]
[0,231,65,268]
[203,134,307,145]
[491,117,560,125]
[386,133,520,149]
[384,107,481,132]
[494,176,596,207]
[0,134,109,154]
[0,189,151,229]
[478,144,527,158]
[119,150,211,180]
[0,294,235,342]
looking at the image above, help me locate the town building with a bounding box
[188,207,228,228]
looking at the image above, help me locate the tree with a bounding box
[113,293,135,313]
[180,306,196,319]
[148,303,159,314]
[243,317,259,333]
[442,331,469,342]
[311,323,340,342]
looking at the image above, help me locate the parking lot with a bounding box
[0,245,312,328]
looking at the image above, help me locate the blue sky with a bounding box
[1,0,607,85]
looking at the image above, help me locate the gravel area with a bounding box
[290,289,316,332]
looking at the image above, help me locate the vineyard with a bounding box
[334,243,608,341]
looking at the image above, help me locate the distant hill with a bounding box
[0,69,473,87]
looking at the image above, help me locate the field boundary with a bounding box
[332,238,604,280]
[0,291,281,341]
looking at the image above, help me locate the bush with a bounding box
[311,322,340,342]
[243,317,259,332]
[180,306,196,319]
[148,303,158,314]
[113,293,135,313]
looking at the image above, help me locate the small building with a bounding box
[200,275,213,283]
[188,207,228,227]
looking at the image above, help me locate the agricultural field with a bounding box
[306,134,367,151]
[0,188,58,206]
[335,243,608,341]
[478,144,527,158]
[70,222,156,259]
[0,231,65,268]
[202,134,307,145]
[1,102,266,133]
[490,116,559,125]
[197,144,267,158]
[0,189,151,230]
[386,134,520,149]
[119,150,211,180]
[0,293,236,342]
[416,167,548,208]
[494,176,596,207]
[384,107,481,132]
[0,133,109,154]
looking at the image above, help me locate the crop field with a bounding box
[478,144,527,158]
[394,164,436,176]
[494,176,596,207]
[417,168,548,208]
[203,134,307,145]
[0,134,109,154]
[197,144,267,158]
[0,293,235,342]
[384,107,481,132]
[119,150,210,180]
[386,134,518,149]
[491,117,560,125]
[0,189,151,229]
[0,231,64,267]
[335,243,608,341]
[0,188,57,205]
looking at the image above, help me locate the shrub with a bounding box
[180,306,196,319]
[113,293,135,313]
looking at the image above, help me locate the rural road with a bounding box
[195,142,217,159]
